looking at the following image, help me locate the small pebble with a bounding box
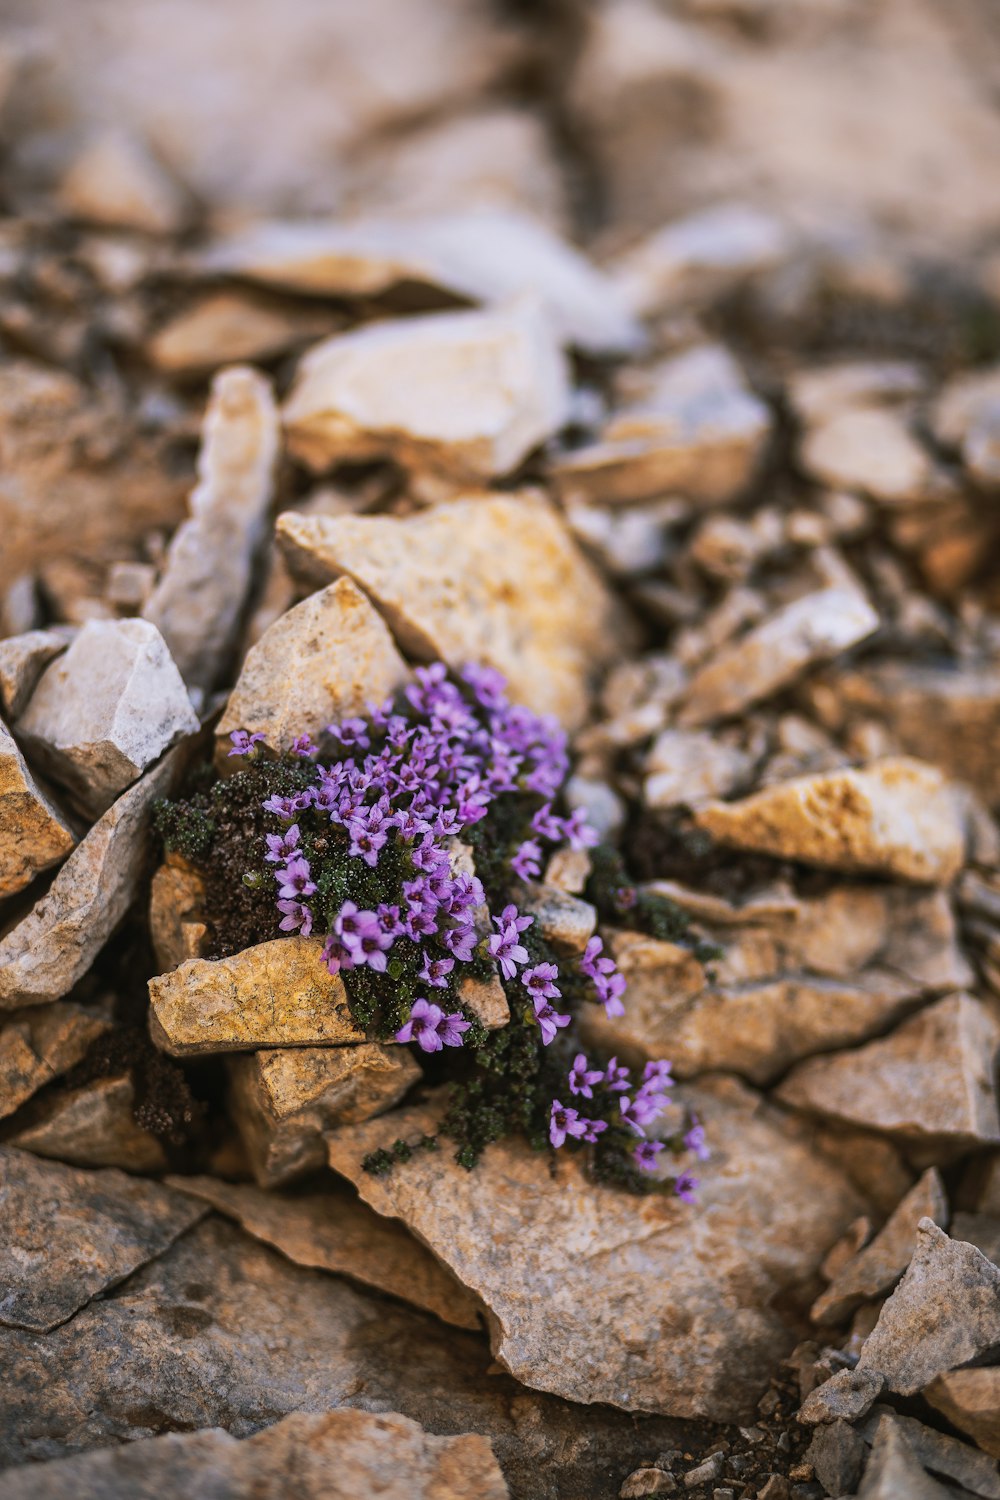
[620,1468,677,1498]
[684,1452,725,1488]
[756,1478,790,1500]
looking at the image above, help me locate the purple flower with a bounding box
[395,998,468,1052]
[438,1011,472,1047]
[276,855,316,899]
[442,923,476,962]
[291,733,318,759]
[228,729,265,757]
[510,838,542,881]
[674,1171,699,1205]
[488,908,531,980]
[579,936,605,981]
[328,716,370,749]
[522,962,560,1001]
[633,1140,665,1173]
[263,792,309,820]
[531,803,564,841]
[620,1089,667,1136]
[497,903,532,934]
[335,901,373,950]
[549,1099,588,1149]
[568,1053,603,1099]
[376,903,404,938]
[277,899,312,935]
[643,1060,674,1090]
[595,968,626,1018]
[533,997,571,1046]
[264,825,300,864]
[603,1057,631,1093]
[460,662,508,710]
[684,1115,710,1162]
[418,952,455,988]
[322,933,355,974]
[563,808,599,851]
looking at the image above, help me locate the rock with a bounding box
[859,1410,1000,1499]
[105,561,157,613]
[0,630,69,720]
[620,1466,676,1497]
[854,1220,1000,1395]
[0,1407,509,1500]
[580,887,970,1086]
[565,497,680,580]
[148,292,335,377]
[550,344,770,508]
[610,203,792,319]
[811,1170,948,1325]
[694,758,967,884]
[215,578,409,768]
[776,994,1000,1153]
[0,1001,110,1121]
[148,857,208,973]
[227,1043,420,1188]
[276,492,625,730]
[800,408,944,505]
[456,972,510,1031]
[520,884,597,955]
[930,364,1000,473]
[797,1367,884,1426]
[57,130,190,235]
[0,717,76,900]
[0,1148,204,1332]
[804,1420,866,1496]
[9,1074,168,1172]
[644,729,754,809]
[143,366,280,693]
[0,1407,510,1500]
[15,619,198,819]
[952,1211,1000,1266]
[148,937,367,1057]
[208,208,641,357]
[326,1078,864,1423]
[677,587,878,727]
[786,360,926,426]
[0,745,186,1010]
[168,1175,480,1331]
[857,1419,950,1500]
[282,302,570,483]
[925,1368,1000,1459]
[542,847,591,896]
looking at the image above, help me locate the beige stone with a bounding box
[520,884,597,955]
[283,301,570,482]
[800,408,944,505]
[542,847,591,895]
[857,1419,949,1500]
[677,586,878,726]
[776,993,1000,1152]
[812,1170,948,1325]
[786,360,926,426]
[925,1368,1000,1458]
[15,619,197,820]
[9,1074,168,1173]
[143,366,280,692]
[695,757,967,884]
[228,1043,419,1188]
[149,857,208,973]
[148,291,334,377]
[456,972,510,1031]
[644,728,754,809]
[215,577,409,768]
[0,1001,110,1121]
[149,937,366,1057]
[326,1079,863,1423]
[58,130,189,235]
[0,630,69,720]
[550,344,770,507]
[276,492,625,730]
[0,718,75,900]
[0,745,186,1010]
[930,363,1000,447]
[168,1174,480,1331]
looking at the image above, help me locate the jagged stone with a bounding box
[0,1001,110,1121]
[148,857,209,973]
[800,407,946,505]
[859,1409,1000,1499]
[798,1367,884,1426]
[925,1368,1000,1459]
[9,1074,168,1173]
[0,630,69,720]
[148,291,334,376]
[57,130,190,235]
[857,1418,950,1499]
[0,717,75,900]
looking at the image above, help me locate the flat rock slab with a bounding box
[800,407,941,505]
[695,757,967,884]
[15,619,198,820]
[0,718,75,901]
[0,1001,110,1121]
[857,1418,950,1500]
[776,992,1000,1152]
[282,301,570,483]
[148,937,366,1056]
[0,1147,204,1332]
[215,576,409,767]
[326,1079,863,1423]
[276,492,626,730]
[0,1408,510,1500]
[167,1174,481,1330]
[0,745,186,1011]
[859,1409,1000,1499]
[228,1042,420,1187]
[148,291,335,376]
[8,1073,168,1172]
[925,1368,1000,1459]
[0,630,69,720]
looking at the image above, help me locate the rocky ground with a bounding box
[2,2,1000,1498]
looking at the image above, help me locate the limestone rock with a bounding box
[800,408,944,505]
[925,1368,1000,1459]
[520,884,597,955]
[58,130,190,235]
[0,718,75,900]
[0,1148,204,1332]
[798,1367,884,1426]
[276,492,625,730]
[0,630,69,720]
[857,1419,950,1500]
[148,937,366,1056]
[227,1043,420,1187]
[208,208,641,357]
[695,757,967,884]
[326,1079,864,1423]
[215,577,409,768]
[644,729,754,809]
[9,1074,168,1172]
[15,619,197,819]
[776,994,1000,1152]
[282,302,570,483]
[148,292,335,376]
[812,1170,948,1325]
[787,359,927,426]
[581,887,970,1085]
[0,1001,110,1121]
[856,1220,1000,1395]
[804,1420,867,1496]
[550,344,770,507]
[149,857,208,973]
[859,1410,1000,1499]
[168,1175,480,1331]
[143,366,280,693]
[930,364,1000,460]
[677,586,878,726]
[0,745,186,1010]
[457,971,511,1031]
[0,1408,510,1500]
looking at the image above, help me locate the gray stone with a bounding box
[858,1420,949,1500]
[0,630,69,720]
[0,1147,204,1332]
[148,292,335,377]
[9,1074,169,1172]
[859,1411,1000,1499]
[804,1420,866,1495]
[644,729,754,810]
[925,1368,1000,1459]
[15,619,198,819]
[0,717,76,900]
[797,1368,884,1426]
[787,360,926,426]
